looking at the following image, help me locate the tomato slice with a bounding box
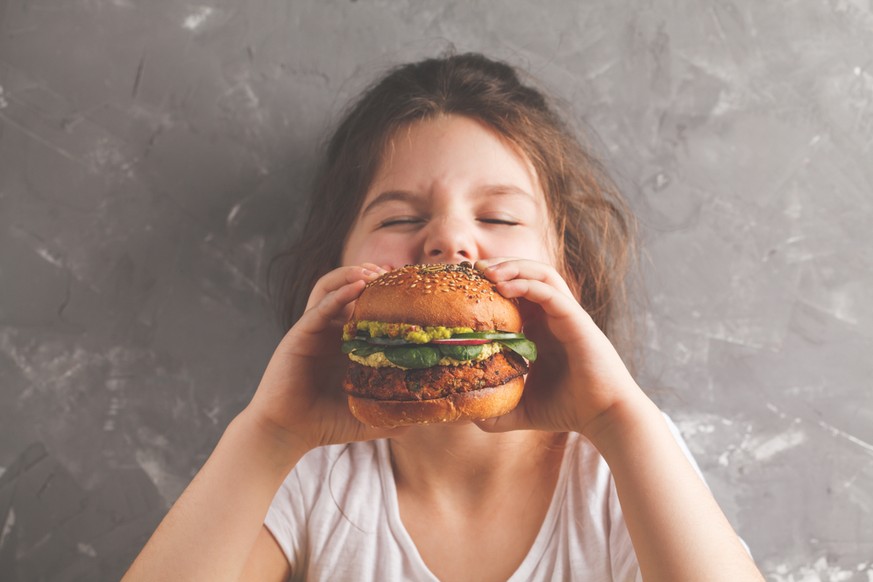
[429,338,491,345]
[452,331,525,340]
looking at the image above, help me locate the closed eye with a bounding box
[378,217,425,229]
[478,217,520,226]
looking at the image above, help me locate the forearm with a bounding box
[586,395,764,582]
[122,409,307,582]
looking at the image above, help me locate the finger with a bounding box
[474,257,513,270]
[305,265,383,311]
[297,278,368,339]
[360,262,389,276]
[495,278,596,343]
[495,278,580,319]
[353,422,411,443]
[477,258,574,298]
[474,404,531,433]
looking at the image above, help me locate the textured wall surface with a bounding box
[1,1,872,580]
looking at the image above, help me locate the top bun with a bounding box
[351,263,522,332]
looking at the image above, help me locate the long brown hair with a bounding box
[270,52,639,362]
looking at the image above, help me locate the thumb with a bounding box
[474,404,530,433]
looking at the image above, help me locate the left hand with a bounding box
[473,258,645,436]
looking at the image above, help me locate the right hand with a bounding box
[471,258,645,440]
[243,263,405,453]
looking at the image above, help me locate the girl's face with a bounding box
[341,114,557,268]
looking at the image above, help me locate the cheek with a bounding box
[544,223,562,266]
[487,228,557,265]
[342,232,415,268]
[533,211,562,266]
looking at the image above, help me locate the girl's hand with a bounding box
[473,258,645,437]
[243,263,405,453]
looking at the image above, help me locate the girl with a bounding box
[124,53,763,581]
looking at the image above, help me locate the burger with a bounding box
[341,262,537,428]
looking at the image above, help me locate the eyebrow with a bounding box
[360,190,419,217]
[360,185,537,217]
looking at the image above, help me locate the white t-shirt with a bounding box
[265,418,700,581]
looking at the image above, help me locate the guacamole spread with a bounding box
[343,320,474,343]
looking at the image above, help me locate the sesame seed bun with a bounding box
[350,263,522,332]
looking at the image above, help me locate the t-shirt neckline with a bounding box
[375,434,575,581]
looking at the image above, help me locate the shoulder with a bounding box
[295,440,383,474]
[267,440,388,536]
[561,412,704,490]
[560,432,615,506]
[533,433,634,579]
[265,440,394,576]
[289,440,385,496]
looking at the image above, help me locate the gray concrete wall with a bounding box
[1,1,871,580]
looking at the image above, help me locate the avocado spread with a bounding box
[343,320,474,343]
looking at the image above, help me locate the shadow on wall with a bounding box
[0,443,163,581]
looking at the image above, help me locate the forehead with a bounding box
[369,114,543,197]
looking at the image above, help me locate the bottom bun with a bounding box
[347,376,525,428]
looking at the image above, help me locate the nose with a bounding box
[420,216,477,264]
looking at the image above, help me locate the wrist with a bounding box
[578,391,662,458]
[230,407,312,477]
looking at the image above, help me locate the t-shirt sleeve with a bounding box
[607,412,708,582]
[264,451,320,571]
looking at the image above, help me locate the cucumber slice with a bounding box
[367,336,413,346]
